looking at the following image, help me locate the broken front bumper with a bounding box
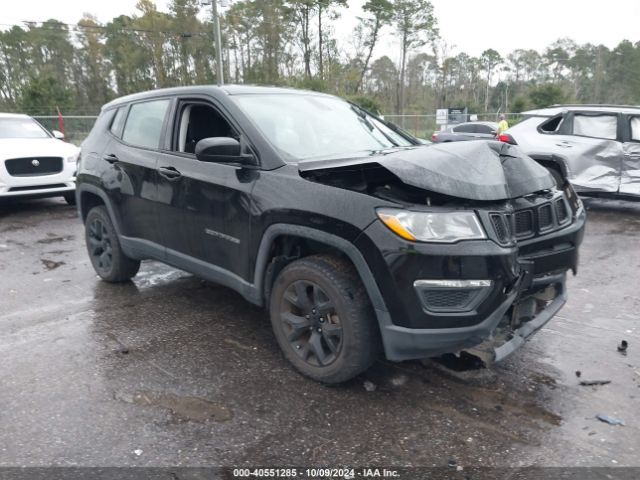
[378,271,566,362]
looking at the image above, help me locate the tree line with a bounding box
[0,0,639,117]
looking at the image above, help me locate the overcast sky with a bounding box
[1,0,638,60]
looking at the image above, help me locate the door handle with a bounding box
[103,153,119,163]
[555,142,573,148]
[158,166,182,180]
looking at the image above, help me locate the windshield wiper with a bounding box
[349,104,399,147]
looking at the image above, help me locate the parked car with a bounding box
[0,113,80,204]
[431,121,498,143]
[76,86,585,383]
[501,104,640,198]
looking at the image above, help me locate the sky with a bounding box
[0,0,639,59]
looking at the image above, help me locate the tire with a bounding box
[63,191,76,205]
[269,254,380,383]
[85,205,140,282]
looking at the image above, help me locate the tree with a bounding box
[480,48,501,112]
[355,0,393,93]
[528,84,569,108]
[393,0,438,114]
[19,76,73,115]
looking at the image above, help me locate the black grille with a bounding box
[555,199,568,223]
[538,204,553,229]
[515,210,534,236]
[8,184,67,192]
[5,157,63,177]
[422,289,473,310]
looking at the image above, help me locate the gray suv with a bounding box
[503,105,640,199]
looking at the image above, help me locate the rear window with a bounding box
[572,114,617,140]
[122,99,170,149]
[476,124,495,134]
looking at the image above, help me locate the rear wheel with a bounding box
[269,254,380,383]
[85,206,140,282]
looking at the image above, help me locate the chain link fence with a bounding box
[33,112,522,145]
[34,116,98,145]
[383,113,522,140]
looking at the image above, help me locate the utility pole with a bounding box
[211,0,224,85]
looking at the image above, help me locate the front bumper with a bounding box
[356,199,585,362]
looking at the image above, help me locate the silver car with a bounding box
[431,121,498,143]
[503,105,640,198]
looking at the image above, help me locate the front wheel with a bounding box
[85,205,140,282]
[269,254,380,383]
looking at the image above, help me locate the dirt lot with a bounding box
[0,197,638,471]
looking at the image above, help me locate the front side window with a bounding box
[174,103,237,154]
[572,114,617,140]
[0,117,50,139]
[122,99,170,149]
[233,94,413,161]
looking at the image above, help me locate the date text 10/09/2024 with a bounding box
[232,468,400,478]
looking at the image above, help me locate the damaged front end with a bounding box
[300,141,586,363]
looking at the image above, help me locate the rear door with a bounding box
[155,97,257,281]
[104,98,171,246]
[621,115,640,196]
[552,111,623,193]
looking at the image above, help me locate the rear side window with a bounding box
[110,107,126,137]
[630,117,640,142]
[572,114,617,140]
[453,124,475,133]
[122,99,170,149]
[476,124,495,134]
[539,115,563,133]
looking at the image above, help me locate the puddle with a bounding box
[119,391,233,423]
[41,259,65,270]
[37,234,74,244]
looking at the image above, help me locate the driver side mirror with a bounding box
[52,130,65,140]
[195,137,255,165]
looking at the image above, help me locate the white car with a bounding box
[0,113,80,204]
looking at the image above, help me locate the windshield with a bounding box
[234,94,413,161]
[0,117,50,139]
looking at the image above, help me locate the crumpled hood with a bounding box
[298,141,555,201]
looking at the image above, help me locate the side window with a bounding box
[572,114,617,140]
[122,99,170,149]
[475,124,495,134]
[539,115,564,134]
[453,124,475,133]
[630,117,640,142]
[110,107,126,137]
[174,102,237,154]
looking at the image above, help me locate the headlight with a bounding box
[66,151,80,163]
[377,208,486,243]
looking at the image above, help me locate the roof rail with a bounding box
[550,103,640,109]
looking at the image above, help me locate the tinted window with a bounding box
[110,107,127,137]
[572,114,617,140]
[540,115,563,133]
[630,117,640,142]
[0,117,50,139]
[122,99,170,149]
[453,124,475,133]
[476,124,495,134]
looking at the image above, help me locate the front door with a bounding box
[155,100,256,281]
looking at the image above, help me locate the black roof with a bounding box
[102,84,333,110]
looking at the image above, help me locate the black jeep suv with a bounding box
[76,85,585,383]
